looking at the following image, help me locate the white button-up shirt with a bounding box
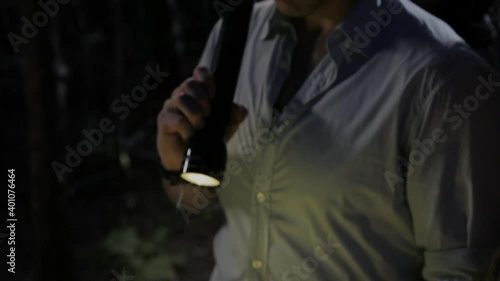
[197,0,500,280]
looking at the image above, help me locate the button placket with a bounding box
[250,140,277,279]
[252,260,262,270]
[256,192,266,203]
[249,31,294,280]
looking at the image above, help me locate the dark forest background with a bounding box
[1,0,499,281]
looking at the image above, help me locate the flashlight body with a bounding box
[208,0,255,137]
[180,0,254,187]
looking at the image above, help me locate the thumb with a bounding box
[224,103,248,142]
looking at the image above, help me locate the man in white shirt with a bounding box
[156,0,500,280]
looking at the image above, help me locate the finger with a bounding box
[170,86,183,99]
[224,104,248,142]
[193,65,216,98]
[157,107,195,141]
[170,94,206,129]
[181,78,211,116]
[228,103,248,126]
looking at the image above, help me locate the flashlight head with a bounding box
[180,135,227,188]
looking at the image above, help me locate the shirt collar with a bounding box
[261,0,400,62]
[260,4,291,41]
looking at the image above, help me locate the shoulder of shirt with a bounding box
[378,0,497,125]
[390,0,493,92]
[405,1,489,64]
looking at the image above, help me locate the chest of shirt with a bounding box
[226,53,410,204]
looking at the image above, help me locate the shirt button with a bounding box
[256,192,266,203]
[252,260,262,270]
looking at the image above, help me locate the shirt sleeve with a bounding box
[405,50,500,281]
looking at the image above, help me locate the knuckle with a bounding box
[164,99,178,113]
[167,116,185,134]
[197,65,208,72]
[194,65,208,75]
[192,115,205,128]
[169,115,183,129]
[171,87,183,98]
[184,78,199,89]
[156,111,165,125]
[158,111,182,131]
[184,110,204,126]
[163,98,173,109]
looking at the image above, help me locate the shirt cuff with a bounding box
[422,248,494,281]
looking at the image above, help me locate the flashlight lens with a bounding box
[181,172,221,187]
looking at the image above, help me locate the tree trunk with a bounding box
[16,0,74,280]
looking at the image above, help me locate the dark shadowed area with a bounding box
[1,0,499,280]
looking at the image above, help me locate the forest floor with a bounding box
[68,157,225,281]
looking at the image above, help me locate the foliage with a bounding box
[104,226,185,281]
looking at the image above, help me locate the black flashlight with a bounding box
[180,0,254,187]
